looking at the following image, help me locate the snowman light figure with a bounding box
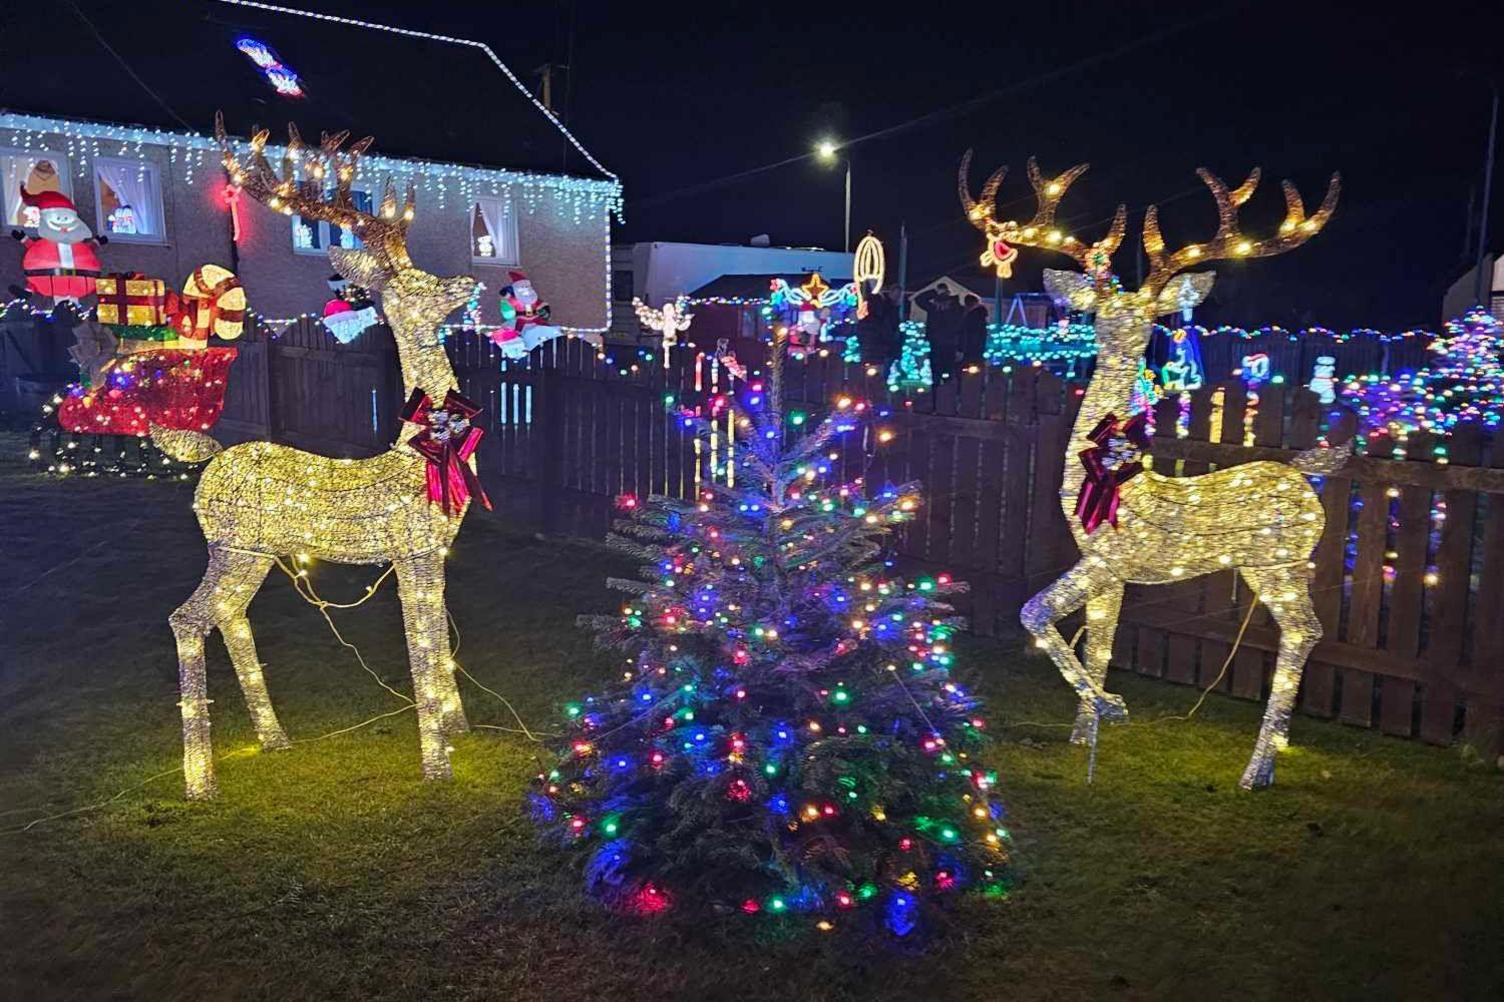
[633,295,694,368]
[1309,355,1337,404]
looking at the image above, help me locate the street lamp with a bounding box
[1473,80,1499,306]
[815,139,851,252]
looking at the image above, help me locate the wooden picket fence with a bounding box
[217,329,1504,754]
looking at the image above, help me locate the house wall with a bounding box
[620,241,854,307]
[0,129,612,332]
[1442,254,1504,322]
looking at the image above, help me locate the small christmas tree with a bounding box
[533,350,1009,935]
[886,320,933,394]
[1346,307,1504,453]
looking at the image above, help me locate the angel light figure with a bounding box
[633,295,694,368]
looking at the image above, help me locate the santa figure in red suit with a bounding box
[13,188,104,302]
[490,269,563,358]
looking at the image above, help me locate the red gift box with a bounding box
[96,272,169,327]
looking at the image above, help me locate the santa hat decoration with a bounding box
[19,187,80,213]
[507,270,529,285]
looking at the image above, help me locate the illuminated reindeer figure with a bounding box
[959,152,1346,788]
[152,118,481,799]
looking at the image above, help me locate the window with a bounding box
[93,158,166,242]
[293,189,371,254]
[612,269,634,304]
[471,196,519,265]
[1,150,72,228]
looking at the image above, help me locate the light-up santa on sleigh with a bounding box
[16,185,247,475]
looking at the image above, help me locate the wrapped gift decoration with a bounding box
[96,273,169,327]
[112,323,181,350]
[57,347,238,436]
[171,265,247,343]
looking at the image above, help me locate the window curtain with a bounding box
[474,196,517,264]
[3,154,70,226]
[95,160,159,237]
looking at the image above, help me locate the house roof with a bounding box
[2,1,614,181]
[688,274,831,302]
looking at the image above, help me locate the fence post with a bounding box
[533,353,565,533]
[265,330,282,443]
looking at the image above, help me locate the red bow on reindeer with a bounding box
[400,388,492,516]
[1074,412,1150,535]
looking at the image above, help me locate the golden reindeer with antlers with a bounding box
[150,117,482,799]
[959,152,1346,788]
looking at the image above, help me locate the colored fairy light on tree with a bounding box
[532,342,1010,934]
[961,150,1346,789]
[1344,308,1504,450]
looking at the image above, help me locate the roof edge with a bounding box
[213,0,617,182]
[0,110,621,199]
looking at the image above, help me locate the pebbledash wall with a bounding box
[0,113,619,332]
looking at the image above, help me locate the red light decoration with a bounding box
[222,183,243,243]
[56,347,238,436]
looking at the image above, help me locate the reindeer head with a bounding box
[959,151,1340,359]
[217,115,478,333]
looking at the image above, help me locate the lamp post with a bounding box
[815,139,851,252]
[1473,80,1499,306]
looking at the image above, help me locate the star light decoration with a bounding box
[155,119,485,800]
[767,272,862,357]
[960,151,1346,789]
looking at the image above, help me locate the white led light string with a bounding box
[1,114,620,214]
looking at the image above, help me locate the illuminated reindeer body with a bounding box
[959,153,1346,788]
[155,120,479,799]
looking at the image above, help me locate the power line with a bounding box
[628,3,1244,211]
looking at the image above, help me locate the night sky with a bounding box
[21,1,1504,328]
[533,0,1504,329]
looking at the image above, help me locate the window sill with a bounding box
[103,235,170,247]
[472,257,521,268]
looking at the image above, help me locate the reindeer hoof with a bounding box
[1069,705,1098,746]
[1095,692,1129,724]
[1239,755,1276,790]
[261,732,292,752]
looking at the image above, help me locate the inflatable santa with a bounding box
[14,188,104,302]
[490,269,564,358]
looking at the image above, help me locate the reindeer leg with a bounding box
[1021,557,1128,725]
[170,546,271,799]
[214,553,288,750]
[1237,564,1322,790]
[431,590,468,736]
[1071,582,1127,745]
[394,551,454,781]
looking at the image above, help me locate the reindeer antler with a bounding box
[1141,167,1340,298]
[215,112,416,272]
[959,151,1127,276]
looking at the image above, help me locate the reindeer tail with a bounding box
[150,424,224,464]
[1290,438,1351,476]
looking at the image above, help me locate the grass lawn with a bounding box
[2,435,1502,1001]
